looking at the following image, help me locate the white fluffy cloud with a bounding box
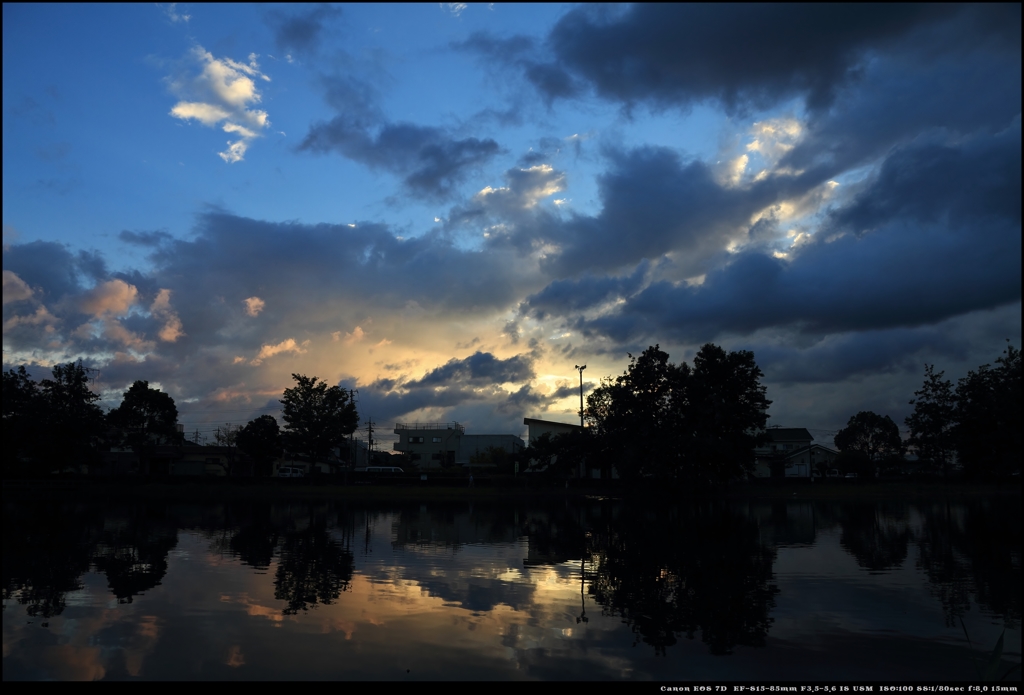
[250,337,309,366]
[168,47,271,163]
[243,296,265,316]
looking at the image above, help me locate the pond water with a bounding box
[3,494,1020,681]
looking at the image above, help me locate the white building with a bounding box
[752,427,839,478]
[392,422,524,468]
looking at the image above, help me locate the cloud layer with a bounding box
[3,5,1020,443]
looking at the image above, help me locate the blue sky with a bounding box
[3,4,1021,448]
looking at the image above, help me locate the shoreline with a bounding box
[2,478,1019,503]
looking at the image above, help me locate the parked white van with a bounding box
[276,465,305,478]
[365,466,404,474]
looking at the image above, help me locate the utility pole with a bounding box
[367,419,374,465]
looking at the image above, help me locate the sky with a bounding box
[3,3,1021,450]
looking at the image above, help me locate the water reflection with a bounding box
[3,495,1020,680]
[586,504,778,655]
[274,522,354,614]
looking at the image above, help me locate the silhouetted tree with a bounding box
[213,423,243,475]
[906,365,957,478]
[685,344,772,486]
[2,366,43,477]
[954,343,1021,480]
[107,381,181,473]
[522,430,587,478]
[236,414,283,477]
[280,374,358,474]
[2,362,105,476]
[585,344,770,485]
[833,411,903,478]
[586,345,681,480]
[38,362,106,473]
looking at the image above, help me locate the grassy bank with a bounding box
[723,479,1021,501]
[2,477,1019,503]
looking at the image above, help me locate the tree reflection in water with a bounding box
[2,502,98,618]
[272,506,355,615]
[2,494,1019,662]
[586,503,779,655]
[914,499,1021,628]
[273,528,354,614]
[837,502,911,573]
[90,503,179,604]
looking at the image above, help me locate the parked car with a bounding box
[844,472,858,479]
[827,469,841,478]
[365,466,404,474]
[276,465,305,478]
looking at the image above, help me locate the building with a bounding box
[523,417,582,443]
[457,434,525,466]
[392,422,525,469]
[522,417,590,477]
[752,427,838,478]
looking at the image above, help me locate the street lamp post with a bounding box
[574,365,586,429]
[575,364,586,480]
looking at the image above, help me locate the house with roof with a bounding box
[752,427,839,478]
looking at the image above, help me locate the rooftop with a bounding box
[394,421,465,433]
[764,427,814,441]
[524,417,583,428]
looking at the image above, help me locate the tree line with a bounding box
[523,343,772,487]
[522,341,1020,485]
[3,341,1019,481]
[2,366,358,478]
[824,343,1020,480]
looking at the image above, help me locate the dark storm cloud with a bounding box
[522,260,650,320]
[119,230,174,247]
[781,28,1020,179]
[499,145,784,278]
[498,5,1012,113]
[266,4,342,56]
[574,129,1021,344]
[502,319,520,344]
[407,351,535,388]
[753,326,956,386]
[299,74,502,201]
[301,118,501,201]
[827,133,1021,236]
[146,212,524,327]
[3,240,88,301]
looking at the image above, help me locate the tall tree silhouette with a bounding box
[906,365,957,478]
[954,343,1021,479]
[280,374,358,474]
[107,381,181,474]
[237,414,283,477]
[586,344,769,485]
